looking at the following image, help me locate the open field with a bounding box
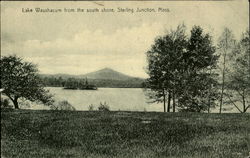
[1,109,250,158]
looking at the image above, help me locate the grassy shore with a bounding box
[1,109,250,158]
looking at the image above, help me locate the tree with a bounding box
[226,29,250,113]
[177,26,219,112]
[146,25,218,112]
[168,24,188,112]
[0,55,54,109]
[146,24,187,112]
[217,28,236,113]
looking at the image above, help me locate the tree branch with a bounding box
[236,89,244,98]
[225,94,243,113]
[5,93,14,101]
[245,104,250,112]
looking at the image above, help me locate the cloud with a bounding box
[2,22,164,77]
[1,0,249,78]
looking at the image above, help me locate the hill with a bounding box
[39,68,145,88]
[1,109,250,158]
[79,68,136,80]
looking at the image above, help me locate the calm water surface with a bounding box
[48,87,162,112]
[45,87,247,113]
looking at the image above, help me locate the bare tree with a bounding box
[217,28,236,113]
[226,29,250,113]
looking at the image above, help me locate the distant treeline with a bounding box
[40,76,145,88]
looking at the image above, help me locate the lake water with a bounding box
[32,87,247,113]
[48,87,163,112]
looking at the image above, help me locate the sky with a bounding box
[1,0,249,78]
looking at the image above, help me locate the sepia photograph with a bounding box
[1,0,249,157]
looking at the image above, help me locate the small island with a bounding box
[63,78,97,90]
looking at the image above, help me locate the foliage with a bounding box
[40,76,144,88]
[50,100,76,111]
[217,28,237,113]
[146,25,219,112]
[226,29,250,113]
[88,104,95,111]
[0,55,54,109]
[177,26,219,112]
[98,102,110,111]
[146,24,188,112]
[0,98,12,108]
[63,78,80,89]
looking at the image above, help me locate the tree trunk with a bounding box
[208,98,211,113]
[173,92,176,113]
[219,30,230,114]
[13,97,19,109]
[6,95,19,109]
[244,105,250,113]
[167,91,171,112]
[208,88,211,113]
[242,90,246,113]
[163,90,166,112]
[208,68,212,113]
[220,49,227,114]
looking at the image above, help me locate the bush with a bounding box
[50,100,76,111]
[88,104,94,111]
[1,98,12,108]
[98,102,110,111]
